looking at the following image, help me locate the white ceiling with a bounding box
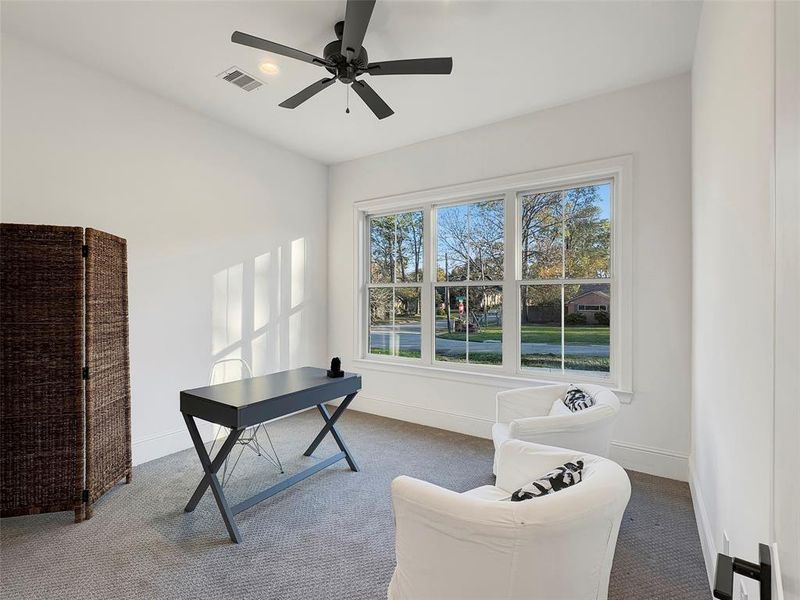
[2,1,701,164]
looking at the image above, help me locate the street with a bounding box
[368,323,609,357]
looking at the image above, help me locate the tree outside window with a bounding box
[520,183,611,374]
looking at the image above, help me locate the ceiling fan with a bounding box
[231,0,453,120]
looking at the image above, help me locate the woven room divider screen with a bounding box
[0,224,132,523]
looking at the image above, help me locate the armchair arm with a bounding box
[391,475,518,531]
[508,403,617,438]
[391,476,519,599]
[496,384,569,423]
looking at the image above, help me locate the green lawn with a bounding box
[370,346,609,372]
[433,351,609,372]
[437,324,610,345]
[434,352,503,366]
[521,354,610,372]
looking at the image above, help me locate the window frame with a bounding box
[365,209,425,360]
[353,156,633,391]
[432,195,506,368]
[516,178,614,379]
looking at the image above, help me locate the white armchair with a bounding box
[493,383,620,472]
[388,440,631,600]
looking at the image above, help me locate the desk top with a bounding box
[180,367,361,429]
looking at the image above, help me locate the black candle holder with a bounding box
[327,357,344,378]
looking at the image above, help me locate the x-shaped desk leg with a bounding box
[183,413,244,543]
[303,392,359,472]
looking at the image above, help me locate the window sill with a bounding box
[352,357,633,401]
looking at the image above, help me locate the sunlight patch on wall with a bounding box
[210,239,310,378]
[251,330,278,375]
[289,311,303,367]
[291,238,305,310]
[254,251,272,331]
[212,263,243,354]
[251,331,267,375]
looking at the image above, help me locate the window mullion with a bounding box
[465,284,470,364]
[362,212,369,359]
[560,192,567,374]
[421,206,433,364]
[519,277,610,286]
[560,284,565,373]
[368,282,422,289]
[504,191,517,375]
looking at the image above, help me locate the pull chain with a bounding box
[346,85,350,114]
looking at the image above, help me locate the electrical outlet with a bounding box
[739,580,749,600]
[723,531,731,555]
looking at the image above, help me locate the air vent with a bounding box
[218,67,263,92]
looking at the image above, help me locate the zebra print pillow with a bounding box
[510,460,584,501]
[563,386,596,412]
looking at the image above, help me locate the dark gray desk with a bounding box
[180,366,361,543]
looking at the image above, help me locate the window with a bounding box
[434,199,504,365]
[357,157,631,388]
[367,211,423,358]
[519,182,612,374]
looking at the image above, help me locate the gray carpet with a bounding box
[0,410,709,599]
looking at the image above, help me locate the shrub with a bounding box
[565,312,587,325]
[594,311,610,326]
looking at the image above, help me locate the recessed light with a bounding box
[259,62,280,76]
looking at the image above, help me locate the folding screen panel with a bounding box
[84,228,132,516]
[0,224,85,519]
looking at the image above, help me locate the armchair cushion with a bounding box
[462,485,512,502]
[548,398,573,416]
[510,459,584,502]
[496,384,570,422]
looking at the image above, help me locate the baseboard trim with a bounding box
[345,394,689,481]
[609,440,689,481]
[131,407,317,466]
[132,426,199,466]
[133,395,690,483]
[347,394,495,439]
[688,458,717,595]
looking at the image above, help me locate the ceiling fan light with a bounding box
[259,62,280,75]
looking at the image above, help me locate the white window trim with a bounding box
[364,211,425,360]
[352,155,633,393]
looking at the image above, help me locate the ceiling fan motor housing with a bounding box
[325,21,368,84]
[324,39,368,83]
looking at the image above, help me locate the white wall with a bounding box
[774,2,800,596]
[1,36,329,464]
[328,74,693,480]
[690,0,775,593]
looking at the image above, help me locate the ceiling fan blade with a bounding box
[279,78,337,109]
[341,0,375,63]
[351,80,394,119]
[367,57,453,76]
[232,31,329,67]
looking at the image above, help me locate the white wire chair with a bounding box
[207,358,283,486]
